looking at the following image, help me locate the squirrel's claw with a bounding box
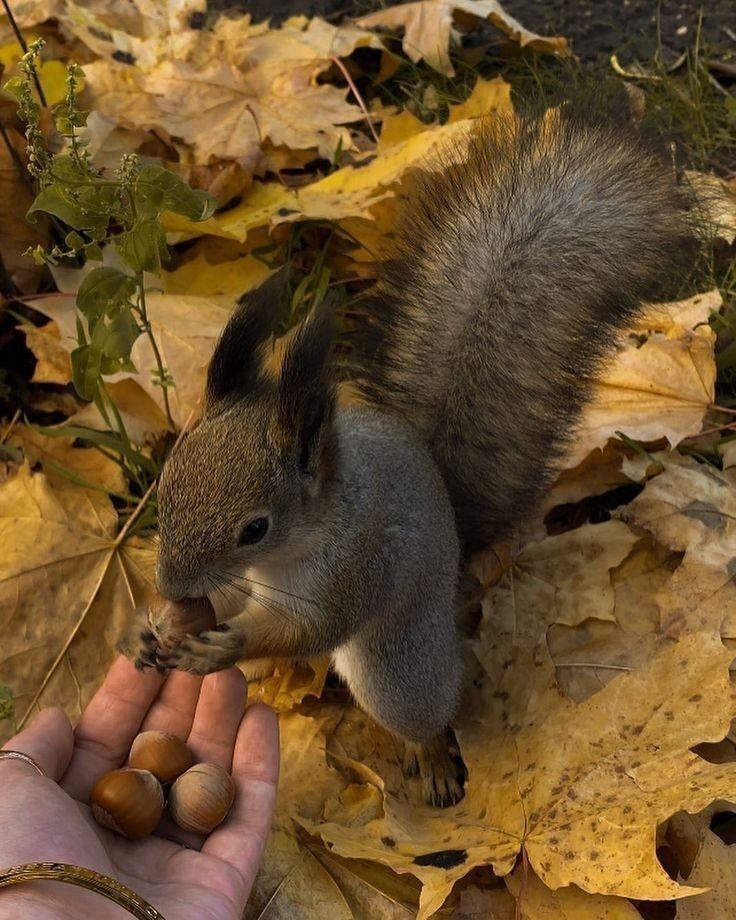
[155,626,244,676]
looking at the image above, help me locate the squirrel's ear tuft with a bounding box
[206,269,286,406]
[277,294,336,475]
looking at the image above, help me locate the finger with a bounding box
[61,655,164,800]
[186,668,248,769]
[140,670,203,739]
[2,708,74,782]
[202,703,279,895]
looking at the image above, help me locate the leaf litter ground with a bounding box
[1,1,736,917]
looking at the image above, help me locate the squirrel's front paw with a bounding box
[156,623,244,675]
[117,607,163,673]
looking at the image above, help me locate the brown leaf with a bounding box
[358,0,567,75]
[0,465,155,741]
[298,632,736,917]
[568,292,721,467]
[0,130,49,293]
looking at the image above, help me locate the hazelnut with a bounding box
[90,768,164,839]
[129,731,194,784]
[169,762,235,835]
[148,592,217,649]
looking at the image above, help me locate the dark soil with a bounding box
[210,0,736,64]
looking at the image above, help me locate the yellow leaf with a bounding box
[8,424,125,496]
[248,658,330,712]
[505,864,641,918]
[568,291,721,467]
[299,632,736,917]
[23,321,72,385]
[481,520,639,648]
[70,379,170,444]
[61,0,206,72]
[28,292,232,428]
[0,465,155,741]
[447,75,512,123]
[376,109,428,152]
[674,816,736,919]
[0,41,70,105]
[359,0,567,75]
[172,117,475,242]
[163,250,271,298]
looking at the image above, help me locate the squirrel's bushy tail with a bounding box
[356,103,696,555]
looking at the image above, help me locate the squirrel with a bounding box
[128,102,695,806]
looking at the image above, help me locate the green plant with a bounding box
[3,40,215,504]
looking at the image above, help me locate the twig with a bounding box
[0,0,47,106]
[1,408,21,444]
[330,55,380,145]
[137,279,176,430]
[555,661,633,671]
[113,407,195,547]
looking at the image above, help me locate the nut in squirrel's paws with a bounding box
[156,624,244,675]
[403,733,466,808]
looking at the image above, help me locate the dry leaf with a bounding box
[162,250,271,299]
[28,292,232,427]
[298,630,736,917]
[505,863,641,918]
[69,378,169,443]
[675,819,736,918]
[358,0,567,75]
[0,129,49,293]
[248,658,330,712]
[8,424,125,495]
[166,116,476,242]
[61,0,206,71]
[0,465,155,742]
[618,453,736,639]
[23,321,72,385]
[447,75,512,123]
[568,291,721,467]
[480,520,639,648]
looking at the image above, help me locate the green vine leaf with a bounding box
[77,267,137,322]
[135,165,215,221]
[116,216,168,274]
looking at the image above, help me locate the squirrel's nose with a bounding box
[155,558,192,601]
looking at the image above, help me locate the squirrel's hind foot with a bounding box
[403,732,466,808]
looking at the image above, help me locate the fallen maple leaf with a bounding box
[298,631,736,918]
[358,0,567,75]
[0,464,155,743]
[671,809,736,919]
[568,290,721,467]
[482,520,639,647]
[505,863,641,918]
[8,424,125,495]
[165,115,477,242]
[22,320,72,385]
[27,291,232,427]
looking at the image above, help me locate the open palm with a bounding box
[0,656,279,919]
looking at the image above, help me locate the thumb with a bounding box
[2,708,74,781]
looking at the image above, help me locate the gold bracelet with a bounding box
[0,862,166,919]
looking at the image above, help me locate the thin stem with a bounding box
[1,408,21,444]
[1,0,47,106]
[330,55,380,144]
[137,278,175,430]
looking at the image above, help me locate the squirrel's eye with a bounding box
[239,517,269,546]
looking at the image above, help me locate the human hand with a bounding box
[0,656,279,919]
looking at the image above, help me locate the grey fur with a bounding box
[145,103,695,806]
[357,105,695,554]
